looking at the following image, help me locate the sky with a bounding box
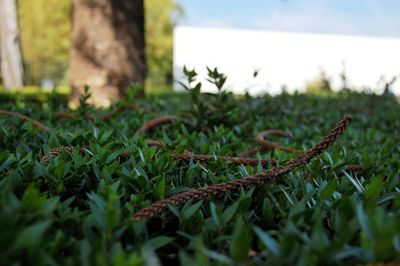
[176,0,400,39]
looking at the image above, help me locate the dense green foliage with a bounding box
[1,79,400,265]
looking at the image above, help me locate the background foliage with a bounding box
[18,0,71,85]
[145,0,183,89]
[17,0,182,88]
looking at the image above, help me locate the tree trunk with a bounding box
[0,0,24,89]
[70,0,146,106]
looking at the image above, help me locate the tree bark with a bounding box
[0,0,24,89]
[70,0,146,106]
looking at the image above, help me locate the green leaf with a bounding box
[0,152,15,171]
[14,220,52,249]
[253,226,280,255]
[138,148,146,164]
[167,204,181,218]
[239,165,249,177]
[182,200,203,220]
[79,239,92,266]
[230,218,252,262]
[320,179,338,200]
[222,201,239,224]
[146,236,174,250]
[364,176,382,206]
[343,170,364,193]
[210,202,221,227]
[355,203,372,241]
[99,129,113,143]
[153,178,166,200]
[54,159,68,179]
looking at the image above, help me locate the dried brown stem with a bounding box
[256,129,303,154]
[132,115,352,221]
[103,103,139,121]
[239,146,268,157]
[42,146,276,167]
[346,164,364,172]
[173,151,276,167]
[146,139,165,148]
[134,115,177,136]
[0,110,49,132]
[57,112,96,121]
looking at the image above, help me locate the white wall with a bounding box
[173,26,400,95]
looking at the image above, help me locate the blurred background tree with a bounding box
[0,0,24,89]
[18,0,71,85]
[17,0,183,90]
[145,0,183,90]
[305,69,333,95]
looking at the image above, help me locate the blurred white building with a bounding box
[173,26,400,95]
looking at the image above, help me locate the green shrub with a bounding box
[0,86,69,106]
[0,84,399,265]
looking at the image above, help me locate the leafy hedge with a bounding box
[1,80,400,265]
[0,86,69,105]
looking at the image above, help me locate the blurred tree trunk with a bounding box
[0,0,24,89]
[70,0,146,106]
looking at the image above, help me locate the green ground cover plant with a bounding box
[1,75,399,265]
